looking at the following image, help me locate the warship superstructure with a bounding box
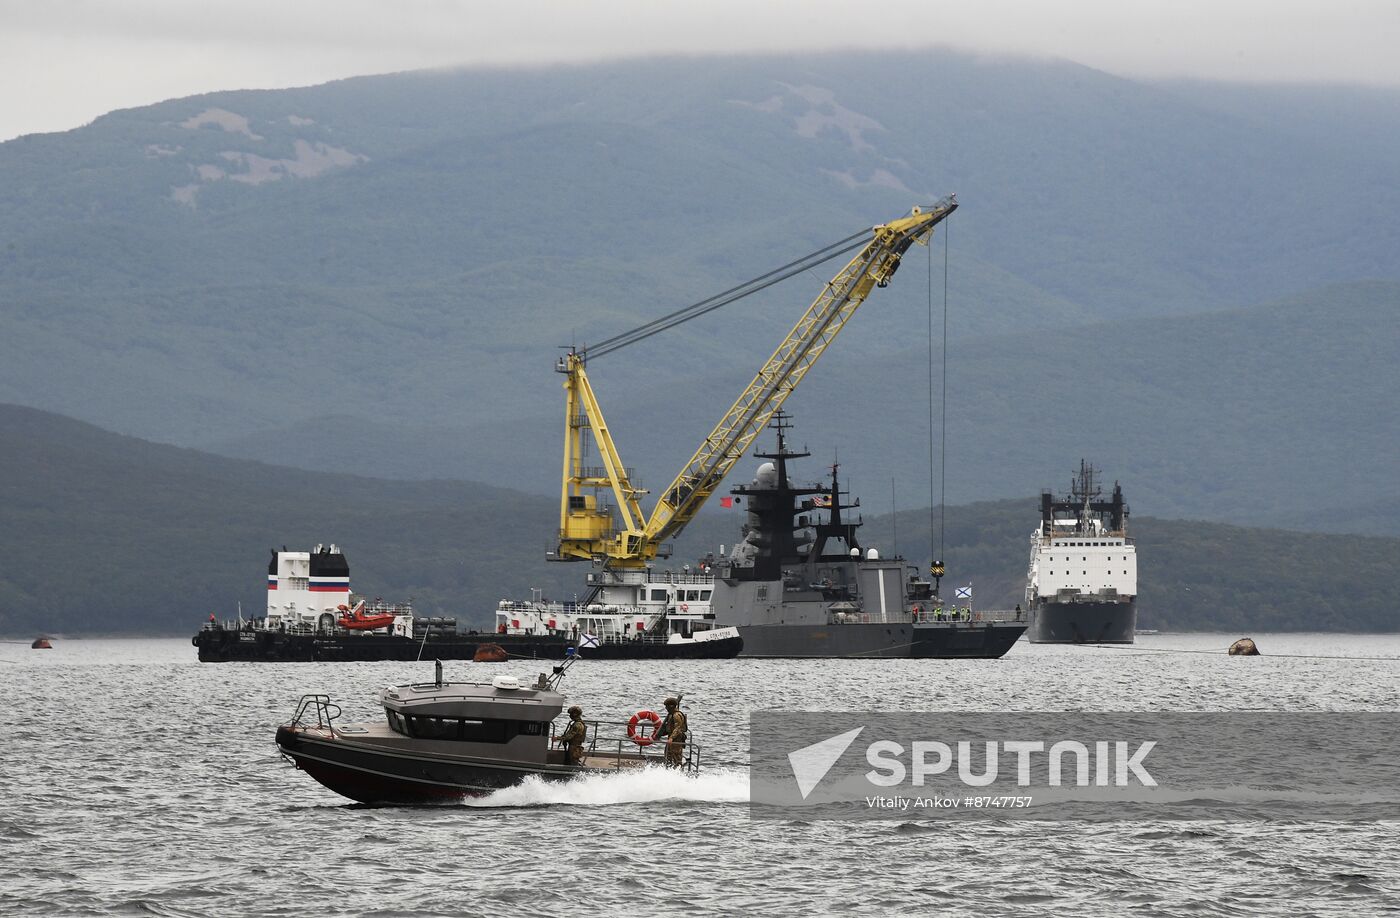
[706,415,1025,658]
[1024,461,1138,643]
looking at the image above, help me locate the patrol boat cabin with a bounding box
[275,659,699,804]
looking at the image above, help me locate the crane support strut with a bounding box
[554,197,957,567]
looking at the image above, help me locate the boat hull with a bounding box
[195,628,742,662]
[1027,598,1137,643]
[736,621,1025,659]
[274,726,573,804]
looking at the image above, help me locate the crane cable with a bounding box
[928,215,949,586]
[583,227,874,360]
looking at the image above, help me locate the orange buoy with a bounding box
[473,643,509,663]
[31,637,52,649]
[1228,637,1260,656]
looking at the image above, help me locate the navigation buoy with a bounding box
[31,637,52,650]
[1228,637,1260,656]
[473,643,509,663]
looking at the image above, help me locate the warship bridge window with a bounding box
[650,589,667,601]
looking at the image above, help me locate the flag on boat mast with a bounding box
[580,633,600,649]
[955,585,972,600]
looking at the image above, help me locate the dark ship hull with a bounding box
[1027,598,1137,644]
[737,621,1025,659]
[194,627,742,663]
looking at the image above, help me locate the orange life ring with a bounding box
[627,709,663,746]
[680,603,690,613]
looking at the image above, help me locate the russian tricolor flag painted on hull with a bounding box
[309,578,351,593]
[268,577,278,591]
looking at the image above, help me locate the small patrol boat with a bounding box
[274,655,698,804]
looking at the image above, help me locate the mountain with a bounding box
[0,403,578,637]
[202,279,1400,534]
[1,403,1396,638]
[2,51,1398,535]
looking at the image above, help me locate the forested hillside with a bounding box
[1,404,1394,637]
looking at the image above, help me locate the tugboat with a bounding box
[274,654,699,803]
[707,414,1027,658]
[1024,461,1138,643]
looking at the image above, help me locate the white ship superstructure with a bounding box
[1025,462,1138,643]
[496,565,735,646]
[262,544,413,637]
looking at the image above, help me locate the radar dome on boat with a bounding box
[492,675,522,690]
[754,462,777,488]
[850,548,860,558]
[866,548,879,560]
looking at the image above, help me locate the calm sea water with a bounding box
[4,633,1400,917]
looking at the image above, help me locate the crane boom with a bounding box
[555,197,957,568]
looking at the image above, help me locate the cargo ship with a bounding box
[192,545,741,662]
[1024,461,1138,643]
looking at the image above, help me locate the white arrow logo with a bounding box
[787,727,865,799]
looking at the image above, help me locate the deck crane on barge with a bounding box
[554,196,958,569]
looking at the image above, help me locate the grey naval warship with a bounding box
[1024,461,1138,643]
[707,415,1026,658]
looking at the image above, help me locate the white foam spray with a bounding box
[462,766,749,809]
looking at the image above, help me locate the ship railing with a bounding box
[497,599,593,614]
[358,599,413,616]
[550,721,701,774]
[653,570,716,585]
[824,608,1026,625]
[577,632,686,647]
[908,607,1026,624]
[287,694,342,731]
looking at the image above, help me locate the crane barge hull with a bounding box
[193,628,741,663]
[734,621,1026,659]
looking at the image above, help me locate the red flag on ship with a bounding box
[720,497,733,508]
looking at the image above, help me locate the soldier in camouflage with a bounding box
[557,705,588,766]
[656,697,688,768]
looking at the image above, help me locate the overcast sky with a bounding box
[3,0,1398,142]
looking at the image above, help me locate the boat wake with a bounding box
[463,766,750,810]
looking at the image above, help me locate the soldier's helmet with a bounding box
[663,697,678,708]
[568,705,582,717]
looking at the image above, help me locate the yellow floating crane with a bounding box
[555,196,958,569]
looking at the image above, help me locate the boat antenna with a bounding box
[547,646,579,690]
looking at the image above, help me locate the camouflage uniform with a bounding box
[558,708,587,766]
[657,698,688,768]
